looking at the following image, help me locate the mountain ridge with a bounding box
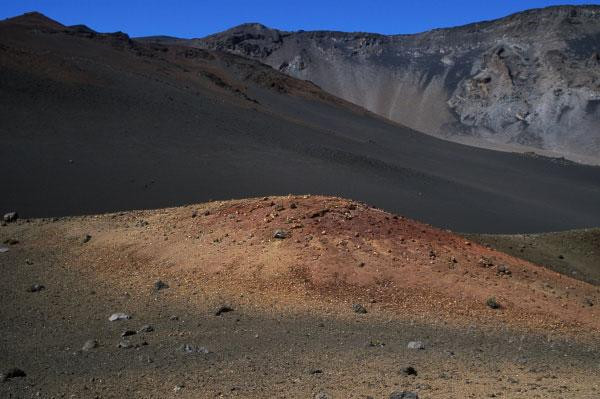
[146,5,600,163]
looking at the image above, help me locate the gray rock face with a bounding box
[190,6,600,162]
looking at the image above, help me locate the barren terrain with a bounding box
[1,196,599,398]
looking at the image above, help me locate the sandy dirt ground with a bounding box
[1,195,599,398]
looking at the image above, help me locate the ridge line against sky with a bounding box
[1,0,597,38]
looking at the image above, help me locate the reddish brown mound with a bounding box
[16,195,599,334]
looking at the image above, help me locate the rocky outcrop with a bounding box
[171,6,600,162]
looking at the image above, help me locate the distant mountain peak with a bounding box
[3,11,64,30]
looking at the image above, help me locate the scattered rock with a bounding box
[309,369,323,375]
[368,339,385,347]
[108,312,131,321]
[407,341,425,350]
[479,257,494,267]
[309,209,329,218]
[1,368,26,381]
[390,391,418,399]
[497,265,511,275]
[273,229,289,239]
[3,212,18,223]
[82,234,92,243]
[314,392,331,399]
[402,366,418,376]
[121,330,137,337]
[486,297,501,309]
[289,202,297,209]
[584,298,594,307]
[179,344,210,354]
[154,280,169,291]
[274,204,285,211]
[215,305,234,316]
[138,324,154,333]
[82,340,98,351]
[352,303,367,314]
[117,341,133,349]
[135,219,149,227]
[174,384,185,392]
[27,284,45,293]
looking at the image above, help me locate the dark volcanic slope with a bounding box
[467,228,600,286]
[2,12,600,233]
[174,5,600,163]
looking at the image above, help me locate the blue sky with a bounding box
[1,0,597,38]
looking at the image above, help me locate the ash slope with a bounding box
[178,5,600,162]
[2,12,600,233]
[1,196,599,398]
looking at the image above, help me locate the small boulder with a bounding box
[154,280,169,291]
[402,366,418,376]
[82,234,92,243]
[273,229,289,239]
[407,341,425,350]
[109,312,131,321]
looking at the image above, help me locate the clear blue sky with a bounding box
[1,0,597,38]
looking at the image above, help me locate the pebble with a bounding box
[407,341,425,350]
[82,340,98,351]
[121,330,137,337]
[109,313,131,321]
[403,366,418,376]
[314,392,331,399]
[27,284,45,293]
[273,229,289,239]
[138,324,154,333]
[82,234,92,243]
[117,341,133,349]
[390,391,418,399]
[1,368,26,382]
[215,305,234,316]
[3,212,18,223]
[352,303,367,314]
[179,344,210,354]
[154,280,169,291]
